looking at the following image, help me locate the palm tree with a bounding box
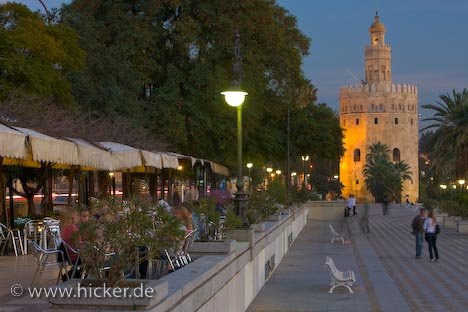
[364,142,412,202]
[422,89,468,179]
[393,161,413,200]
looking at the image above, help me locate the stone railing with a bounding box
[50,204,309,312]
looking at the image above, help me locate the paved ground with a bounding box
[248,204,468,312]
[2,204,468,312]
[365,204,468,312]
[0,255,55,311]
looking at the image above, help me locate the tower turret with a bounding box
[365,13,392,84]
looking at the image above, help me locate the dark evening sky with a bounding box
[17,0,468,122]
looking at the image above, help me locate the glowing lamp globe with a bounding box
[221,90,248,107]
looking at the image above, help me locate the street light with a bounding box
[246,163,253,184]
[458,179,465,186]
[301,155,309,189]
[439,184,447,190]
[333,175,339,179]
[222,30,249,225]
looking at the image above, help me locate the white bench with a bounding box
[329,224,345,244]
[325,256,356,293]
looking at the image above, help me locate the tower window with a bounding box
[395,118,399,124]
[392,104,395,110]
[356,179,360,185]
[354,149,361,162]
[356,118,359,125]
[343,120,346,126]
[398,104,401,110]
[393,148,401,162]
[371,104,375,110]
[374,118,378,124]
[411,118,413,125]
[360,105,363,110]
[379,104,383,110]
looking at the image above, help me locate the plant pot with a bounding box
[190,240,236,254]
[49,279,168,310]
[457,220,468,233]
[263,213,282,221]
[250,223,266,232]
[226,228,254,244]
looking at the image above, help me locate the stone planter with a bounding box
[250,223,266,232]
[191,240,236,254]
[226,228,254,245]
[263,212,282,221]
[443,216,462,229]
[49,279,168,311]
[456,220,468,233]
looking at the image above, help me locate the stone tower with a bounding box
[339,14,419,202]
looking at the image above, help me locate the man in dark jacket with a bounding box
[412,208,426,259]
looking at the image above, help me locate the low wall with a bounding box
[50,204,309,312]
[307,200,345,221]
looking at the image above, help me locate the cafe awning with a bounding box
[212,162,230,176]
[0,123,28,159]
[68,138,112,171]
[141,150,163,169]
[98,141,143,171]
[14,127,79,165]
[160,153,179,169]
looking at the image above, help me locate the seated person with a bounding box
[59,210,90,280]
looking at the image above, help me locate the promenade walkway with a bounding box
[248,204,468,312]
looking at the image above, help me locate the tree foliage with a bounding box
[60,0,335,166]
[422,89,468,179]
[0,3,85,104]
[363,142,412,202]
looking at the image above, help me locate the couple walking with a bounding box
[412,208,440,262]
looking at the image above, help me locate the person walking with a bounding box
[360,200,370,234]
[411,208,426,259]
[351,195,358,216]
[345,195,353,217]
[424,210,440,262]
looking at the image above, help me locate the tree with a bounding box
[0,3,85,104]
[364,142,412,202]
[61,0,311,165]
[422,89,468,179]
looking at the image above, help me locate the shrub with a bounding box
[74,198,184,287]
[193,197,221,241]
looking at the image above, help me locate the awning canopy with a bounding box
[68,138,112,171]
[141,150,162,169]
[98,142,143,171]
[160,153,179,169]
[212,162,229,176]
[14,127,79,165]
[0,123,28,159]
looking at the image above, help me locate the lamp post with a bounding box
[246,163,253,182]
[301,155,309,189]
[276,169,282,182]
[458,179,465,190]
[222,30,249,225]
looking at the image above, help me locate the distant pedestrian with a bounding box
[412,208,426,259]
[351,195,358,216]
[345,195,354,217]
[424,210,440,262]
[360,201,370,234]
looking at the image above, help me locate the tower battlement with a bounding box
[339,83,418,95]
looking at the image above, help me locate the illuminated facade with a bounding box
[339,14,419,202]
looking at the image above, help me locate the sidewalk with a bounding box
[247,219,373,312]
[248,204,468,312]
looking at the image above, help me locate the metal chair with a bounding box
[28,240,64,287]
[0,223,25,256]
[23,220,44,254]
[43,218,61,250]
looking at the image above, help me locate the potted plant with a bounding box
[49,198,184,310]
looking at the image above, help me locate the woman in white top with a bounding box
[423,210,440,262]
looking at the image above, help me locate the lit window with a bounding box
[354,149,361,162]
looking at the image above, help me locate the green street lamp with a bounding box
[301,155,309,188]
[246,162,253,181]
[222,30,249,225]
